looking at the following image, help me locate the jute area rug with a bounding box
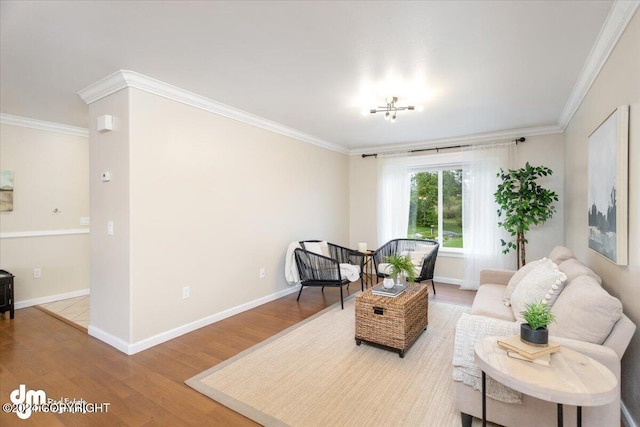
[186,296,475,427]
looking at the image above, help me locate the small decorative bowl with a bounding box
[382,278,395,289]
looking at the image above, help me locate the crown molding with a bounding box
[77,70,348,154]
[348,123,563,156]
[0,113,89,137]
[558,0,639,129]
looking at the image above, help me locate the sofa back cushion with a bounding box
[510,258,567,322]
[558,258,602,285]
[548,246,575,264]
[549,275,623,344]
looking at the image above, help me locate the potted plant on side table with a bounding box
[385,254,416,287]
[520,301,556,346]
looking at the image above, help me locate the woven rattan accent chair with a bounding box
[294,240,365,309]
[372,238,439,295]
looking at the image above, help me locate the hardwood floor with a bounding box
[0,281,475,426]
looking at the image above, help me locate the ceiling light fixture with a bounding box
[370,96,415,122]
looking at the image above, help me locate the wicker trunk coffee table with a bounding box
[355,283,428,358]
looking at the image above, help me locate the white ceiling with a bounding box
[0,1,625,152]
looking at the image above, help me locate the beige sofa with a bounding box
[454,246,636,427]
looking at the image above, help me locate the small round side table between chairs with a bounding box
[362,250,375,288]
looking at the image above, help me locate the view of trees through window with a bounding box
[407,169,463,248]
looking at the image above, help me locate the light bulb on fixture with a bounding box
[369,96,418,122]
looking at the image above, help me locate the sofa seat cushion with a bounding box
[549,275,623,344]
[472,284,516,322]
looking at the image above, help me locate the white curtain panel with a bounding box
[376,155,411,247]
[461,142,516,290]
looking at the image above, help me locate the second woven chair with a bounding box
[372,238,439,295]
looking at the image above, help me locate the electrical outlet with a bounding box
[80,217,90,226]
[259,268,266,279]
[107,220,114,235]
[33,268,42,279]
[182,286,190,299]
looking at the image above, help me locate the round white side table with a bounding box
[474,336,617,427]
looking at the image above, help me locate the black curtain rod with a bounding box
[361,137,525,158]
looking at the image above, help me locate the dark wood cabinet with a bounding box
[0,270,15,319]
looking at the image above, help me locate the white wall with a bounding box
[88,86,350,350]
[348,133,564,282]
[0,122,89,306]
[563,10,640,423]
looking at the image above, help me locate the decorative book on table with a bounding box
[497,335,561,360]
[372,284,406,297]
[507,350,551,366]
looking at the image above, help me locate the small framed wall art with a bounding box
[0,170,13,212]
[587,105,629,265]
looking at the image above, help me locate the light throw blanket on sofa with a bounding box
[452,313,522,403]
[284,241,361,285]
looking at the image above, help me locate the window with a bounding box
[407,169,463,248]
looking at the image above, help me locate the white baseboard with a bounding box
[15,288,90,309]
[87,325,131,354]
[622,400,638,427]
[434,276,463,286]
[90,285,302,355]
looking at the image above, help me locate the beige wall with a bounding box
[89,87,349,347]
[0,123,89,304]
[348,133,564,282]
[563,10,640,422]
[513,133,565,263]
[88,89,132,343]
[349,154,377,251]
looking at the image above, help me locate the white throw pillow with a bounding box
[503,259,544,307]
[377,263,392,275]
[408,251,427,265]
[510,258,567,322]
[318,241,331,257]
[304,242,330,257]
[415,243,436,256]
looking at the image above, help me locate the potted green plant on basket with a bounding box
[385,254,416,286]
[520,301,556,346]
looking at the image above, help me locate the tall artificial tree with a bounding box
[494,162,559,269]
